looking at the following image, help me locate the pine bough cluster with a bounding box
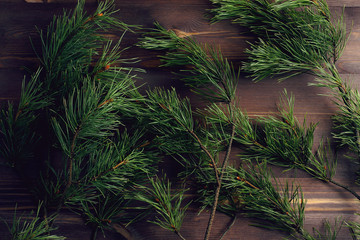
[0,0,359,239]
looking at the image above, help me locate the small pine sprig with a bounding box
[3,203,64,240]
[82,129,159,195]
[224,91,336,182]
[50,75,132,198]
[138,22,238,103]
[49,116,159,200]
[79,194,134,240]
[35,0,137,94]
[223,162,308,237]
[310,62,360,184]
[310,217,344,240]
[312,63,360,150]
[346,214,360,240]
[134,175,190,240]
[0,69,50,168]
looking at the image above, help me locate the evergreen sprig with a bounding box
[310,218,344,240]
[347,214,360,240]
[134,176,190,240]
[35,0,136,95]
[240,92,336,181]
[138,23,238,103]
[224,162,307,236]
[3,203,64,240]
[79,194,133,240]
[0,69,49,167]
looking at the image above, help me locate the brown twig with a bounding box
[219,215,237,240]
[175,230,186,240]
[91,159,128,182]
[329,179,360,200]
[188,129,220,185]
[204,124,235,240]
[66,125,81,189]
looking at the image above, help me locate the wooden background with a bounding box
[1,0,360,239]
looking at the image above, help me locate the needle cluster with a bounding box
[210,0,347,81]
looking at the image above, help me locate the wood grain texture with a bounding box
[0,1,360,239]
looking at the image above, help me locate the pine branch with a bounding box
[51,77,123,193]
[146,88,221,185]
[210,0,346,81]
[210,0,360,202]
[140,23,242,239]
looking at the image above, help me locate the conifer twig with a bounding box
[219,215,236,240]
[187,129,221,186]
[204,124,235,240]
[329,179,360,200]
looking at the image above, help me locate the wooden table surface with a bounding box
[1,0,360,239]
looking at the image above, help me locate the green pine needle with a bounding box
[3,203,64,240]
